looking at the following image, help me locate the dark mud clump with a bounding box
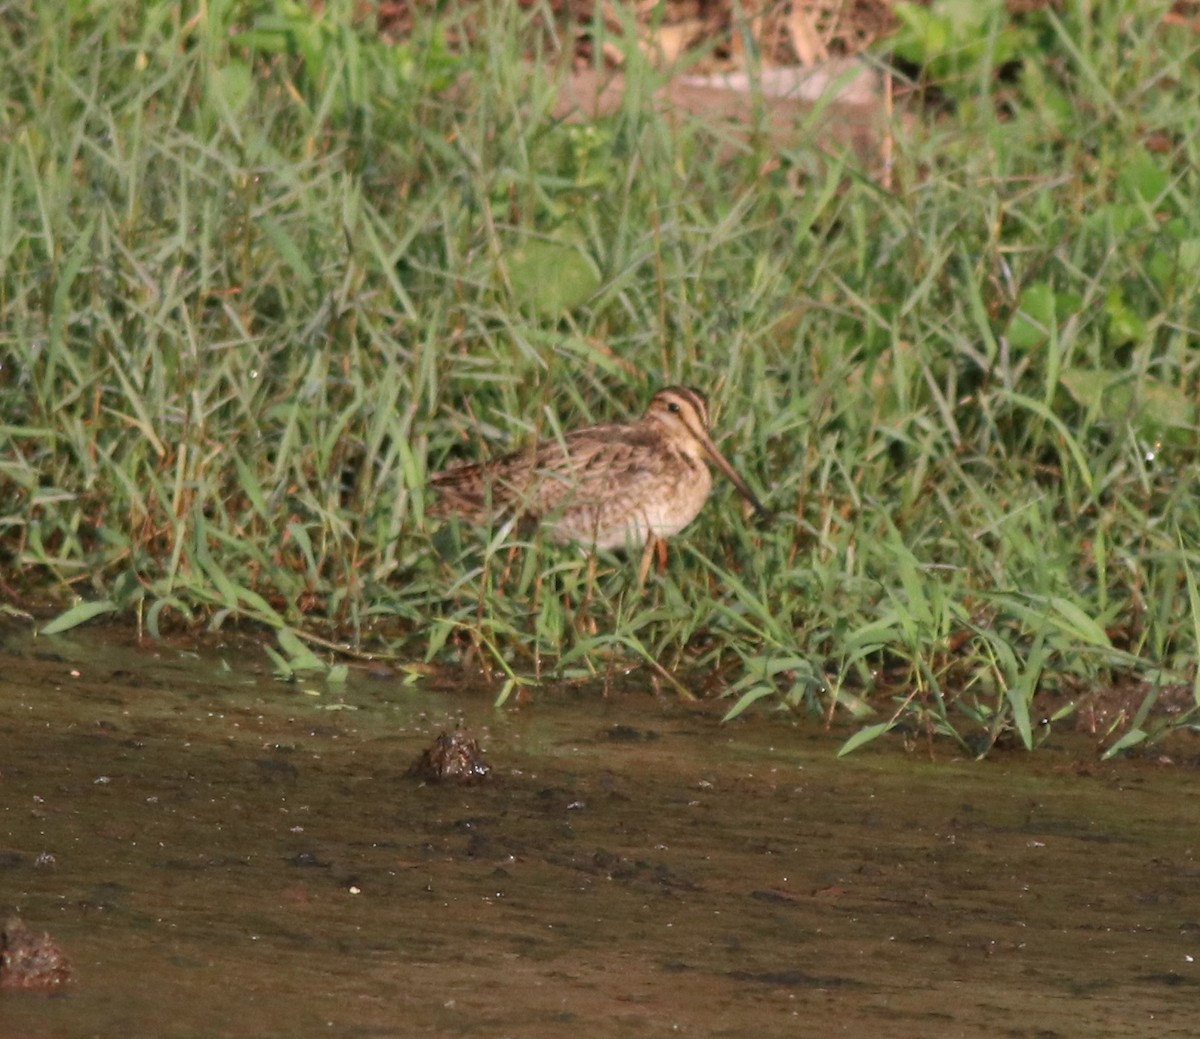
[407,730,490,784]
[0,917,72,993]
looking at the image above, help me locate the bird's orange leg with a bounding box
[637,535,664,588]
[576,552,598,633]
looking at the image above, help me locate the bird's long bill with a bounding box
[694,426,769,519]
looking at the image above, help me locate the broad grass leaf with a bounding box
[1118,148,1169,205]
[276,627,326,672]
[506,239,601,317]
[721,685,776,722]
[1060,369,1196,435]
[213,59,255,117]
[259,214,315,289]
[837,722,893,757]
[147,597,192,639]
[41,600,118,635]
[1101,727,1148,760]
[1006,282,1056,351]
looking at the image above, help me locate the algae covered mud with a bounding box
[1,623,1198,1038]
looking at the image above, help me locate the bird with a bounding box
[427,386,767,573]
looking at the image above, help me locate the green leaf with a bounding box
[146,597,192,639]
[1101,728,1148,760]
[837,722,894,757]
[213,59,255,117]
[1058,367,1116,418]
[259,214,314,289]
[1042,596,1111,648]
[1103,288,1146,346]
[276,627,326,672]
[40,599,118,635]
[1003,638,1046,751]
[1060,368,1196,435]
[1007,281,1056,351]
[505,238,601,317]
[45,219,96,401]
[721,684,776,722]
[1178,238,1200,274]
[264,643,293,680]
[1118,149,1168,205]
[1137,379,1197,433]
[1184,551,1200,709]
[232,453,270,519]
[1001,391,1093,494]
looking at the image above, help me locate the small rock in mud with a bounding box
[407,730,490,784]
[0,917,72,992]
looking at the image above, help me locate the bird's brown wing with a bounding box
[429,422,664,525]
[429,437,577,521]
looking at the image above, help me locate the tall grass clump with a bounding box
[2,0,1199,754]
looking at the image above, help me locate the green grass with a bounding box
[3,0,1200,755]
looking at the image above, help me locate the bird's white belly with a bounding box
[588,466,714,549]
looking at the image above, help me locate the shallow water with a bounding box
[2,624,1198,1038]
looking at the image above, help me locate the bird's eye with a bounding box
[667,402,681,413]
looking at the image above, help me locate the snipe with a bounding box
[428,386,767,564]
